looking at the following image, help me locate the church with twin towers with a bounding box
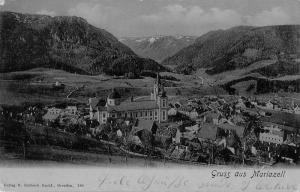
[89,73,169,124]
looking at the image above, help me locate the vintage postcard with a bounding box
[0,0,300,191]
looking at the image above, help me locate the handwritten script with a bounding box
[97,169,297,192]
[0,168,298,192]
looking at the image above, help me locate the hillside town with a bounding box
[1,74,299,166]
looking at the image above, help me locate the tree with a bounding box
[247,84,256,92]
[244,114,263,138]
[137,130,155,165]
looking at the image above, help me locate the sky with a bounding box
[1,0,300,37]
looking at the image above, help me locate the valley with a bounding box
[0,10,299,168]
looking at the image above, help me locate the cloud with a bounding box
[245,7,292,26]
[134,4,296,36]
[66,2,297,37]
[0,0,4,6]
[66,2,245,36]
[68,2,122,29]
[135,4,243,35]
[36,9,56,17]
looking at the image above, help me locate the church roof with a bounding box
[89,98,106,109]
[106,100,159,112]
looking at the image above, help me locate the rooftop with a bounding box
[197,123,218,140]
[131,119,155,135]
[217,123,245,138]
[199,110,220,119]
[107,100,159,112]
[89,98,106,109]
[262,121,296,132]
[261,112,300,130]
[178,106,194,112]
[108,89,121,99]
[43,112,60,121]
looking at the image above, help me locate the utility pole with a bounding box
[107,145,112,164]
[124,130,128,165]
[212,144,214,164]
[242,141,245,165]
[23,121,27,160]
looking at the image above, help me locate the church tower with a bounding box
[151,73,161,101]
[107,88,121,106]
[157,87,168,122]
[150,73,168,122]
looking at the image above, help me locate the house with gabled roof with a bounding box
[197,123,218,141]
[259,122,284,145]
[168,107,177,116]
[200,110,222,125]
[294,105,300,114]
[217,123,245,139]
[42,112,60,124]
[131,119,157,135]
[178,105,199,119]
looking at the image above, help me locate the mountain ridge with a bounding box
[162,25,300,75]
[120,35,197,63]
[0,11,165,76]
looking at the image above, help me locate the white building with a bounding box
[65,106,77,115]
[259,123,284,144]
[89,74,169,124]
[265,100,274,110]
[43,107,62,123]
[294,105,300,114]
[47,107,62,115]
[168,108,177,116]
[178,106,199,119]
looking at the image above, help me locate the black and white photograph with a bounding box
[0,0,300,191]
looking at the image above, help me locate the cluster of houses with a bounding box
[37,83,300,165]
[3,73,298,165]
[164,95,300,164]
[252,99,300,115]
[42,103,86,127]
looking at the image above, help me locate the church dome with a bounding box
[108,89,121,99]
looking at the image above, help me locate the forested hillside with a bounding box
[0,11,165,76]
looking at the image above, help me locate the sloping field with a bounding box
[195,60,277,85]
[0,68,220,105]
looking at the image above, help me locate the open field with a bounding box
[1,67,298,106]
[275,75,300,81]
[0,68,225,106]
[0,144,197,168]
[194,60,277,85]
[0,143,272,168]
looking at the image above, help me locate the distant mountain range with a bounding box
[162,25,300,75]
[0,11,165,76]
[120,35,197,63]
[1,11,299,95]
